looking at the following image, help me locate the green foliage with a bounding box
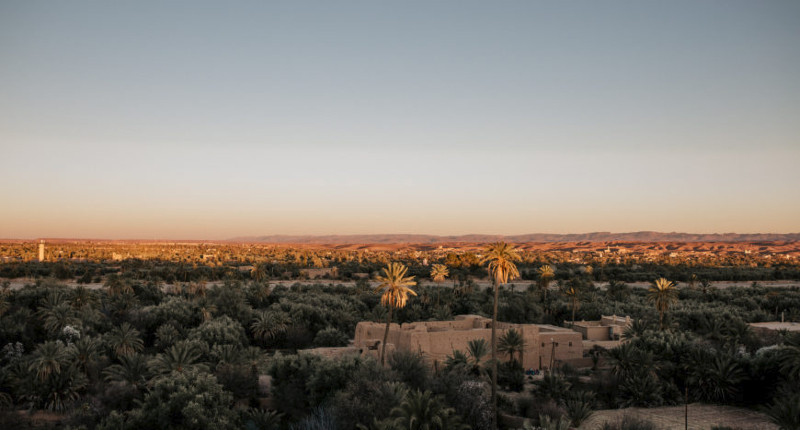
[599,414,658,430]
[763,389,800,430]
[313,326,350,347]
[332,363,405,429]
[535,372,572,402]
[107,323,144,357]
[688,352,746,403]
[189,315,248,348]
[390,389,468,430]
[776,332,800,382]
[103,353,150,389]
[149,341,209,376]
[388,350,429,391]
[251,309,291,346]
[497,360,525,392]
[124,369,239,430]
[498,328,526,364]
[268,353,372,420]
[564,391,595,427]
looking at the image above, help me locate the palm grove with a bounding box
[0,242,799,429]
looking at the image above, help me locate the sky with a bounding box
[1,1,799,239]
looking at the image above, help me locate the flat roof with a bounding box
[749,322,800,332]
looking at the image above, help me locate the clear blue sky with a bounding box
[1,1,798,239]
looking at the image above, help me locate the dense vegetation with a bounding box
[1,245,799,429]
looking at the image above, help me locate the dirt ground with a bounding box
[578,404,778,430]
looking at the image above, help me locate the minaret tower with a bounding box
[38,240,45,262]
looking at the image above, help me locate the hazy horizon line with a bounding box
[3,230,800,243]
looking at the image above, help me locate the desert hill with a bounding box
[232,232,800,244]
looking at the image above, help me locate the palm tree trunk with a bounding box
[491,280,499,427]
[381,306,393,366]
[571,300,577,327]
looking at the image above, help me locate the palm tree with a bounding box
[251,309,291,346]
[251,263,268,283]
[688,273,698,289]
[689,353,746,402]
[776,332,800,382]
[149,342,208,375]
[482,241,520,416]
[647,278,678,330]
[466,338,489,366]
[498,328,527,365]
[107,323,144,357]
[563,283,581,327]
[391,389,468,430]
[185,280,207,298]
[103,353,150,389]
[40,365,87,413]
[466,338,490,378]
[69,336,102,376]
[429,264,449,284]
[606,280,630,315]
[537,264,555,303]
[764,389,800,430]
[29,341,70,382]
[375,262,417,366]
[70,285,97,309]
[699,279,711,295]
[40,302,79,335]
[0,293,8,317]
[105,274,133,296]
[622,319,651,341]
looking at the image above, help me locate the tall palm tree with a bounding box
[563,283,582,327]
[537,264,555,303]
[498,328,527,365]
[251,263,267,283]
[647,278,678,330]
[606,280,630,315]
[482,241,520,417]
[375,262,417,366]
[429,264,449,285]
[0,293,9,317]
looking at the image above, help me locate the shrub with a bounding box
[388,350,429,391]
[599,414,658,430]
[313,327,350,347]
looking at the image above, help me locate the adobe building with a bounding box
[354,315,582,370]
[572,315,631,341]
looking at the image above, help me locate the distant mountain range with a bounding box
[230,232,800,244]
